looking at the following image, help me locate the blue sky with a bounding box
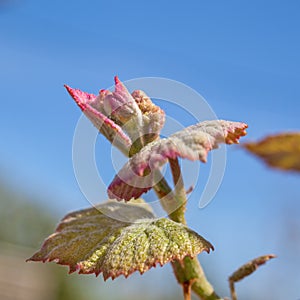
[1,1,300,299]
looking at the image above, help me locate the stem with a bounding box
[168,157,187,223]
[153,158,222,300]
[153,174,186,224]
[183,281,192,300]
[172,257,221,300]
[229,281,237,300]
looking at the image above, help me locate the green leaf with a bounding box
[27,201,213,280]
[243,133,300,172]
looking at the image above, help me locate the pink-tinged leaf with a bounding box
[27,201,213,280]
[108,120,247,201]
[243,133,300,172]
[65,85,132,155]
[103,76,143,126]
[101,77,166,154]
[64,85,98,111]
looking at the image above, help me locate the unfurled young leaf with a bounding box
[243,133,300,172]
[27,201,213,280]
[108,120,248,201]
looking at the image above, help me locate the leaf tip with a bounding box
[207,244,215,253]
[114,75,121,85]
[64,84,88,111]
[225,122,248,144]
[26,252,41,263]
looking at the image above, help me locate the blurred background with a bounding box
[1,1,300,299]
